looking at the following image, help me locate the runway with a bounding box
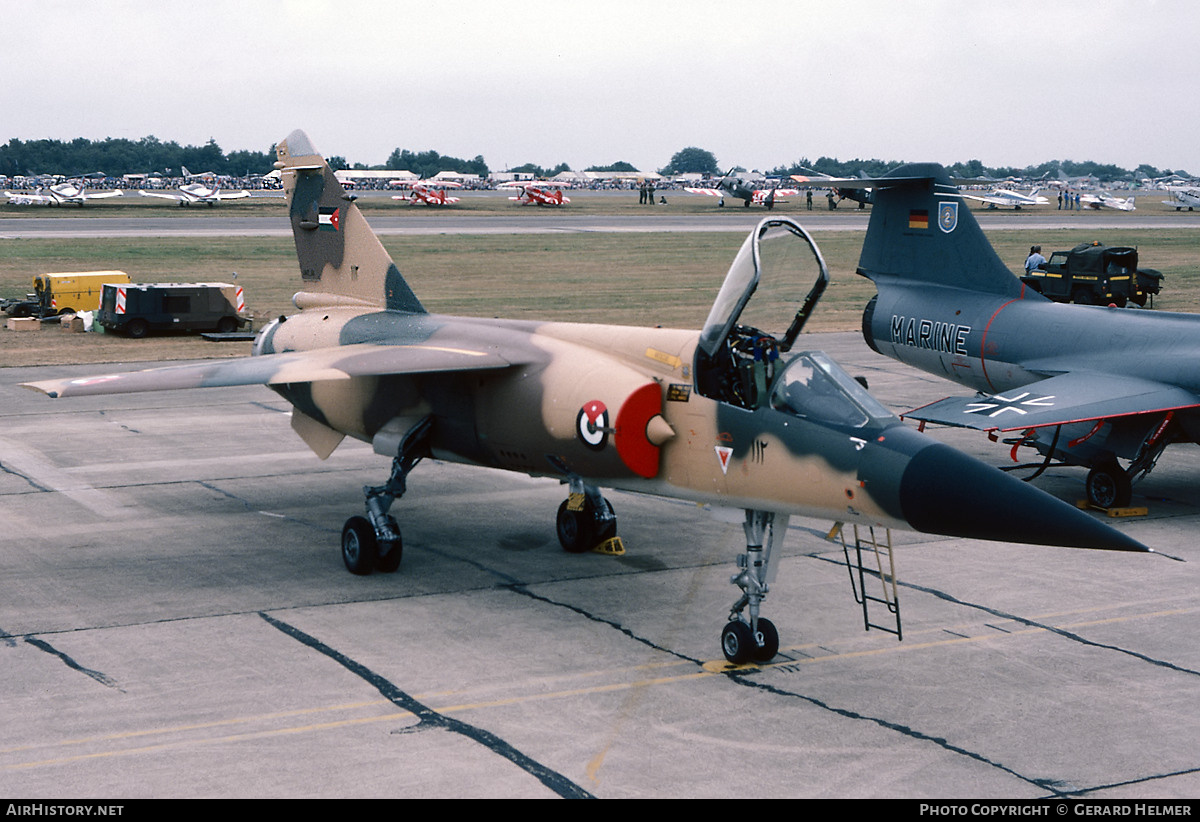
[3,333,1199,798]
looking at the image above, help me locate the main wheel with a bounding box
[342,516,378,575]
[752,618,780,663]
[556,497,617,553]
[556,499,593,553]
[1086,461,1132,509]
[721,620,756,664]
[216,316,238,334]
[126,319,148,339]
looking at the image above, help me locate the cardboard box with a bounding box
[6,317,40,331]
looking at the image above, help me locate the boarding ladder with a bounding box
[836,523,902,641]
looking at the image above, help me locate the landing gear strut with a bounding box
[722,510,788,664]
[342,416,432,575]
[1084,418,1176,509]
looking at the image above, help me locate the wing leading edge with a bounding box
[906,371,1200,432]
[22,342,522,399]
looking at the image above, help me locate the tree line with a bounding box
[0,136,276,178]
[0,135,1189,183]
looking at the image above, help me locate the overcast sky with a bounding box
[5,0,1197,174]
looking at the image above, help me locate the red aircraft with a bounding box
[390,181,463,206]
[499,180,572,206]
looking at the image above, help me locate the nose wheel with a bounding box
[721,617,779,664]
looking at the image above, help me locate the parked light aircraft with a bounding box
[22,134,1149,664]
[959,186,1049,209]
[1081,192,1136,211]
[686,170,798,208]
[140,181,251,206]
[1162,188,1200,211]
[391,180,462,206]
[837,163,1196,509]
[3,181,123,206]
[498,180,572,206]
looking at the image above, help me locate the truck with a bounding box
[1021,242,1163,307]
[97,282,248,338]
[1,271,131,318]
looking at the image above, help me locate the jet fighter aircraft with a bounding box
[686,170,798,208]
[391,180,463,206]
[3,181,123,206]
[499,180,571,206]
[22,133,1148,664]
[845,163,1198,509]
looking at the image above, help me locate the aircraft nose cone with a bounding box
[862,427,1149,553]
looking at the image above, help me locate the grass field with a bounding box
[3,207,1200,367]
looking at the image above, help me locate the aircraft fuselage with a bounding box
[864,282,1200,459]
[257,307,918,527]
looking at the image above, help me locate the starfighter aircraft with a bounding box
[22,134,1149,664]
[3,180,123,206]
[839,163,1199,509]
[686,170,798,209]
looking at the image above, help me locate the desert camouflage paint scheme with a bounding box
[23,132,1148,664]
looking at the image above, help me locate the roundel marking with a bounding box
[577,400,609,450]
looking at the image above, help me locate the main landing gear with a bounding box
[555,478,618,553]
[1083,426,1173,510]
[341,417,432,575]
[1085,460,1133,510]
[721,510,788,665]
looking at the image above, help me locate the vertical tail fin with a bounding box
[857,163,1025,298]
[275,130,424,313]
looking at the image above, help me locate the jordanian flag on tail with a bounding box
[319,206,340,231]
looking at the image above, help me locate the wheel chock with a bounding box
[1075,500,1149,518]
[592,536,625,556]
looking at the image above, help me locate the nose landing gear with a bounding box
[722,510,788,664]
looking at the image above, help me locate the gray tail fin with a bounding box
[275,130,424,313]
[857,163,1024,298]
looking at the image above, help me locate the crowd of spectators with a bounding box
[0,171,738,194]
[0,173,281,192]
